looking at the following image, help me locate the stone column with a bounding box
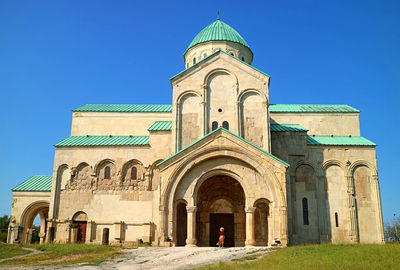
[70,225,78,244]
[346,175,359,242]
[245,207,256,246]
[85,221,93,244]
[372,174,385,243]
[201,84,208,136]
[159,206,168,243]
[280,206,288,246]
[186,206,197,247]
[39,212,47,244]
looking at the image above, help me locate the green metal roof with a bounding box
[157,127,289,167]
[12,175,52,192]
[55,136,149,147]
[148,121,172,131]
[306,136,376,146]
[185,20,251,54]
[270,124,308,132]
[72,104,359,114]
[73,104,172,113]
[171,49,269,80]
[269,104,359,113]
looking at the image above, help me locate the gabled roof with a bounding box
[12,175,52,192]
[171,49,269,81]
[73,104,172,113]
[270,104,359,113]
[70,103,358,114]
[148,121,172,131]
[185,19,251,54]
[270,124,308,132]
[306,135,376,146]
[157,127,289,167]
[55,136,149,147]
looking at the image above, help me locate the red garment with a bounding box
[219,231,225,236]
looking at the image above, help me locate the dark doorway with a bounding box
[210,213,234,247]
[75,221,87,243]
[176,202,187,246]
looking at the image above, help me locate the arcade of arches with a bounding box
[8,201,49,244]
[175,176,271,247]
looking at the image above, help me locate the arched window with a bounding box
[222,121,229,130]
[193,57,196,64]
[131,167,137,180]
[104,166,111,179]
[230,53,234,56]
[302,197,309,225]
[203,53,207,58]
[335,212,339,227]
[212,121,218,131]
[241,57,245,61]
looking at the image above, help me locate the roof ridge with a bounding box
[171,49,270,81]
[157,127,289,167]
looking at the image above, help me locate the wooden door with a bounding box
[209,214,235,247]
[76,221,87,243]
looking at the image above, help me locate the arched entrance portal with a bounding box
[20,201,49,244]
[176,201,187,246]
[254,199,270,245]
[72,211,88,243]
[196,175,246,247]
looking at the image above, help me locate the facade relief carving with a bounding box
[62,160,156,192]
[67,164,93,191]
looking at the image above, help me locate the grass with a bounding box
[0,243,120,267]
[197,243,400,270]
[0,243,31,259]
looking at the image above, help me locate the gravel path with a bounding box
[77,246,272,270]
[0,247,42,263]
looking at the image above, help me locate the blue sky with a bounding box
[0,1,399,224]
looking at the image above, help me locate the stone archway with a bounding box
[72,211,88,243]
[254,198,270,246]
[196,175,245,247]
[176,201,187,246]
[159,131,289,247]
[20,201,49,244]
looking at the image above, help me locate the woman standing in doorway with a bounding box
[216,227,225,248]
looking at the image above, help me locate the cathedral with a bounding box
[7,19,384,247]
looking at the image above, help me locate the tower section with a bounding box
[171,20,270,153]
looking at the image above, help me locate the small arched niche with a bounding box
[239,90,265,148]
[96,160,117,191]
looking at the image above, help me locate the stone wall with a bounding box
[271,131,384,244]
[271,113,360,136]
[71,111,171,136]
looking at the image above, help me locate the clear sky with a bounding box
[0,1,399,224]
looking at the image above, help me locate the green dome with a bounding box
[185,19,250,54]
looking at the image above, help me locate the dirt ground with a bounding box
[78,246,272,270]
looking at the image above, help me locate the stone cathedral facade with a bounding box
[8,20,384,247]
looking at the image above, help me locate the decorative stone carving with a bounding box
[121,161,147,191]
[67,164,93,191]
[96,161,117,191]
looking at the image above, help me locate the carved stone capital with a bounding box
[186,206,197,213]
[246,207,256,214]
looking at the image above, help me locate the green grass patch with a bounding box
[0,243,31,259]
[197,243,400,270]
[0,243,120,267]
